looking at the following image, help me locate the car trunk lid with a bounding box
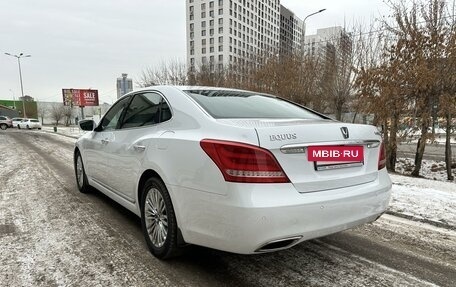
[217,119,382,192]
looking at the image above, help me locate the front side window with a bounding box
[121,93,171,129]
[99,96,130,131]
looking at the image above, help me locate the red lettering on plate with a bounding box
[308,146,363,162]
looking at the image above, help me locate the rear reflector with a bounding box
[378,142,386,170]
[200,139,289,183]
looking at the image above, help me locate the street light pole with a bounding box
[4,52,31,118]
[9,89,16,110]
[301,9,326,54]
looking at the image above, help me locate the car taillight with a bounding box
[378,142,386,170]
[200,139,289,183]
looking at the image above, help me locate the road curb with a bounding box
[41,130,79,140]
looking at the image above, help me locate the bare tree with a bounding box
[37,102,48,125]
[191,62,227,87]
[50,104,65,126]
[319,30,354,121]
[384,0,450,177]
[138,59,189,87]
[440,10,456,180]
[63,106,74,126]
[357,0,455,175]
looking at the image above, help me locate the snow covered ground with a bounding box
[388,157,456,228]
[395,157,455,182]
[41,125,85,139]
[388,173,456,228]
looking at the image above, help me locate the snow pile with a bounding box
[390,157,455,227]
[388,173,456,228]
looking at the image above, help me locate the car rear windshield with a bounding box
[184,90,323,119]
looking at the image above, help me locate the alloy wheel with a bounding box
[76,155,84,188]
[144,188,168,248]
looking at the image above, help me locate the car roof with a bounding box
[117,85,266,102]
[127,85,278,99]
[129,85,264,94]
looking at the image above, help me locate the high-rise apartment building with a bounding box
[303,27,350,58]
[186,1,350,72]
[186,0,282,72]
[279,5,303,55]
[116,73,133,99]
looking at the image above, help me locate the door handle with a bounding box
[133,144,146,152]
[101,139,110,145]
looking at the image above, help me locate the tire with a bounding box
[26,125,30,130]
[141,177,181,259]
[74,151,90,193]
[0,124,6,130]
[17,125,21,129]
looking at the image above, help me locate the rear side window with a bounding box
[184,90,323,119]
[0,117,5,120]
[31,120,39,123]
[121,92,172,129]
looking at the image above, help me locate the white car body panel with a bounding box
[12,118,24,128]
[75,85,392,254]
[170,170,391,254]
[18,119,41,129]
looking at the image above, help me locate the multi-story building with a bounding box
[279,5,304,55]
[303,27,351,58]
[186,0,282,72]
[186,1,351,72]
[116,73,133,99]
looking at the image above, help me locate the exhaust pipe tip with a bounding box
[255,236,302,253]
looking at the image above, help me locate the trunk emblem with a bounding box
[340,127,349,139]
[269,133,297,141]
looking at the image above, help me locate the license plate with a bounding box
[307,146,364,162]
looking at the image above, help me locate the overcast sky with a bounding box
[0,0,391,104]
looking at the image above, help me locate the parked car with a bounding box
[17,118,42,130]
[11,117,25,128]
[74,86,392,259]
[0,116,13,130]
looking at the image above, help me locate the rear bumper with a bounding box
[169,169,392,254]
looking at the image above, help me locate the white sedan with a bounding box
[18,118,42,129]
[74,86,392,259]
[11,117,24,128]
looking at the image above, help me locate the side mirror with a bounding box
[79,120,96,131]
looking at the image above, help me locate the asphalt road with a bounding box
[396,142,455,162]
[1,129,455,287]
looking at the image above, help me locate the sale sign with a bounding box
[62,89,99,107]
[307,146,364,162]
[79,90,99,106]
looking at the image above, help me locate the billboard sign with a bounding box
[62,89,99,107]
